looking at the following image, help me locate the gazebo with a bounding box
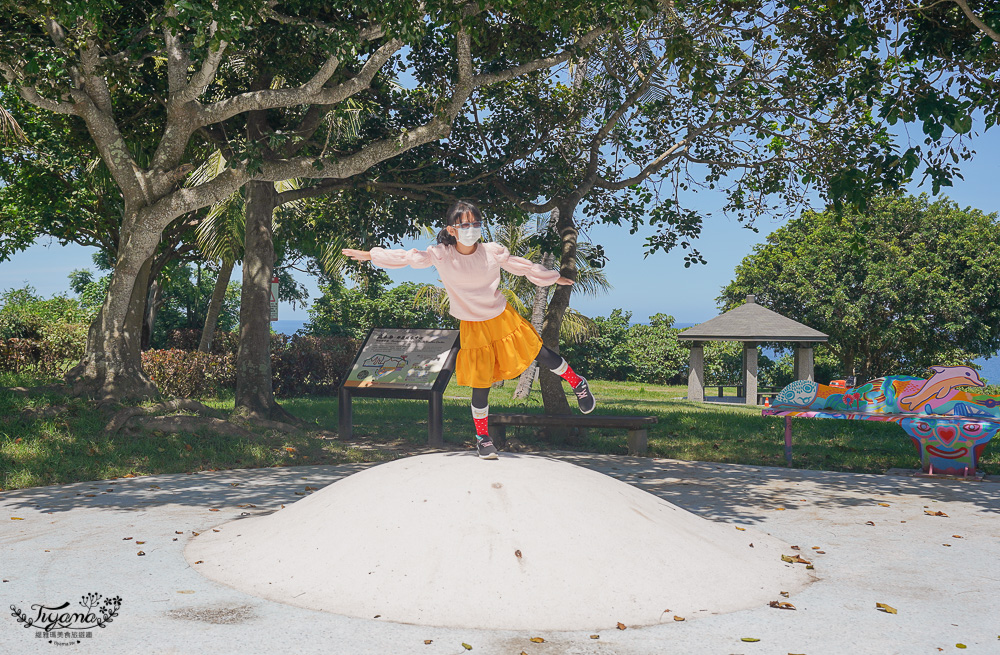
[678,295,829,405]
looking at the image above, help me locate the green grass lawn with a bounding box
[2,371,997,491]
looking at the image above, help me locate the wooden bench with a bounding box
[488,413,658,455]
[763,366,1000,477]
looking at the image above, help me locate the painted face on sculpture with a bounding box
[905,419,998,460]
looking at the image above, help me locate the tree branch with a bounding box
[950,0,1000,43]
[198,38,400,127]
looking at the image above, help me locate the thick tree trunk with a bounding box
[233,181,294,423]
[514,252,554,400]
[199,259,234,353]
[539,201,579,416]
[66,218,160,401]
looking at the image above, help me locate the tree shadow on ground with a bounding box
[2,452,997,527]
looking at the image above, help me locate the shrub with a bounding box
[142,349,236,398]
[144,333,358,398]
[272,335,359,397]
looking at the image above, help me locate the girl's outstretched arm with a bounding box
[492,244,566,286]
[345,246,439,270]
[342,248,372,261]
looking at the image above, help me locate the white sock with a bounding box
[551,358,569,375]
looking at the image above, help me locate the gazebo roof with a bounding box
[678,295,828,342]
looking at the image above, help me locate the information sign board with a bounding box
[343,328,459,390]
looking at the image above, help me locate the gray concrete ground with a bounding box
[2,453,998,655]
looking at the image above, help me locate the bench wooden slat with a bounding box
[488,413,656,456]
[489,413,657,428]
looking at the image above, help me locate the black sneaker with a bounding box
[476,438,499,459]
[573,377,595,414]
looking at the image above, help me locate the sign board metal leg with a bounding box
[339,387,352,440]
[428,393,443,448]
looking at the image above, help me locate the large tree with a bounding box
[325,0,906,412]
[718,194,1000,381]
[0,0,632,402]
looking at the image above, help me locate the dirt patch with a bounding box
[165,604,257,624]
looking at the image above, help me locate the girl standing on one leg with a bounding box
[342,200,595,460]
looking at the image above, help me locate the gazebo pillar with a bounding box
[687,341,705,402]
[743,341,758,405]
[795,343,815,382]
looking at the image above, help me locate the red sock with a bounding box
[472,405,489,438]
[552,358,583,387]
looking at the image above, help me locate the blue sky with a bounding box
[2,125,998,326]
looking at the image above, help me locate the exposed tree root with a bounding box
[132,415,254,438]
[5,385,72,397]
[106,398,228,435]
[20,404,71,421]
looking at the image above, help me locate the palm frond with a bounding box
[0,104,25,144]
[317,233,353,276]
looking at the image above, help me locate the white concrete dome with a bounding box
[187,453,811,630]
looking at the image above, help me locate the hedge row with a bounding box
[0,334,85,375]
[142,331,359,398]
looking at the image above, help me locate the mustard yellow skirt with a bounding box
[456,305,542,388]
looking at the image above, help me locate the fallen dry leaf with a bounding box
[590,634,599,639]
[877,502,889,507]
[617,622,627,630]
[952,535,963,539]
[530,637,545,643]
[866,521,875,526]
[305,486,318,491]
[741,637,760,642]
[423,640,432,645]
[790,545,800,550]
[673,616,685,622]
[780,591,789,598]
[515,550,522,558]
[213,529,220,533]
[769,601,796,610]
[136,541,145,545]
[924,510,949,517]
[461,643,472,651]
[776,507,786,511]
[956,644,966,649]
[10,517,24,521]
[175,531,183,534]
[875,602,897,614]
[177,590,195,594]
[123,537,132,540]
[735,526,746,531]
[194,560,204,564]
[238,504,256,508]
[137,551,145,556]
[781,554,811,565]
[209,508,220,512]
[124,474,136,478]
[943,543,952,547]
[816,550,826,554]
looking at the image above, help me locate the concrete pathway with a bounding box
[2,454,998,654]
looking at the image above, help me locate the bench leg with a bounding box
[488,424,507,450]
[784,416,793,466]
[627,429,648,456]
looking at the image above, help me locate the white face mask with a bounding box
[456,226,482,246]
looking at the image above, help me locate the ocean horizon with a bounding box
[273,319,1000,385]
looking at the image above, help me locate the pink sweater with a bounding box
[369,242,561,321]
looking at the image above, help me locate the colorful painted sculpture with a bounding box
[764,366,999,476]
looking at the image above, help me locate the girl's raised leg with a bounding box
[536,346,595,414]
